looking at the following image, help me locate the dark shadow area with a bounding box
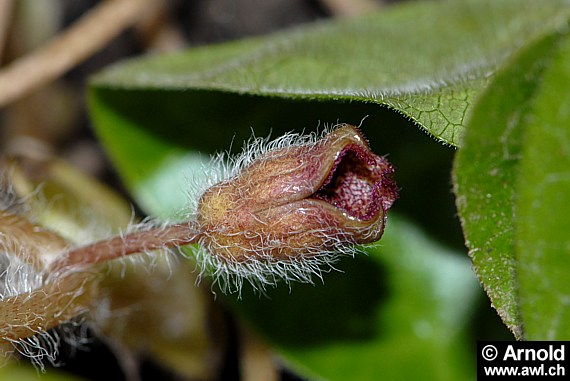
[231,254,389,348]
[45,327,125,381]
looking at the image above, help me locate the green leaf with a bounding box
[515,33,570,340]
[453,32,562,338]
[89,0,570,147]
[234,216,479,381]
[453,29,570,339]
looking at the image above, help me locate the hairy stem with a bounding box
[51,221,202,271]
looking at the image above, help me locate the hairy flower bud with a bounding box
[196,124,397,284]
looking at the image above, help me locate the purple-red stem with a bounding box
[51,221,202,271]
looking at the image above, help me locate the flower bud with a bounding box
[197,124,397,269]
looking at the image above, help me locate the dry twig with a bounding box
[0,0,152,108]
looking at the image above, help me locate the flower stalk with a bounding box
[50,221,202,271]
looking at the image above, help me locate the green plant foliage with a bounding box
[453,32,563,339]
[90,0,570,147]
[515,34,570,340]
[454,29,570,340]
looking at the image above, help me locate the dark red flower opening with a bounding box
[313,143,396,221]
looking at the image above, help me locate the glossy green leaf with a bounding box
[453,29,570,339]
[235,216,479,381]
[90,0,570,147]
